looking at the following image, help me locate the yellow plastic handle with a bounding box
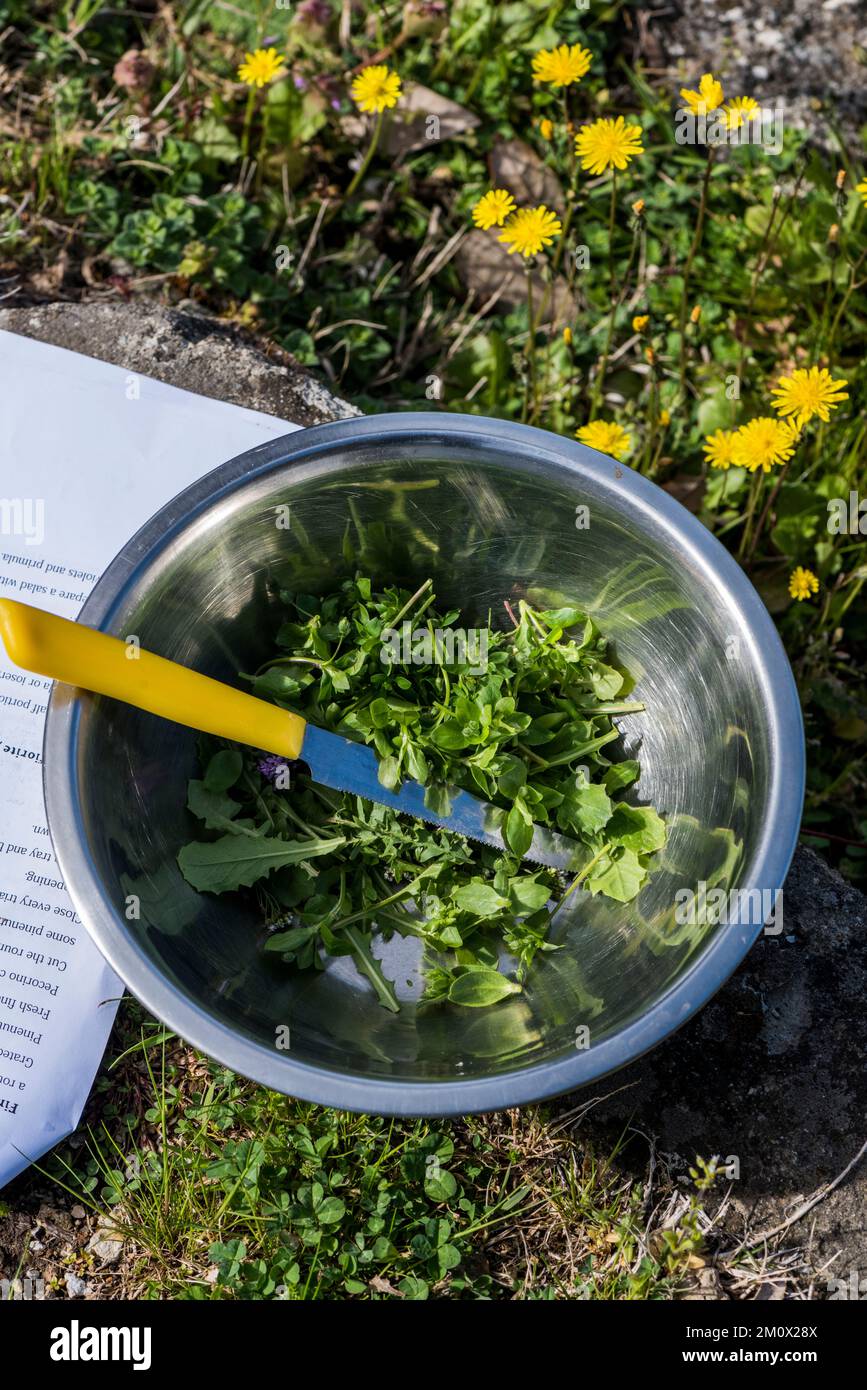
[0,598,306,760]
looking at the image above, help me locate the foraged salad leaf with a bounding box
[176,576,667,1009]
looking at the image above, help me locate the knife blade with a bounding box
[300,724,587,872]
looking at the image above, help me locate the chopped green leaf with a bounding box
[448,968,522,1007]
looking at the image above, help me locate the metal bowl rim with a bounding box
[42,411,805,1116]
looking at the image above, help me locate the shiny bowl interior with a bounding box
[43,414,804,1114]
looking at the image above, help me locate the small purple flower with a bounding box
[258,754,291,786]
[293,73,308,91]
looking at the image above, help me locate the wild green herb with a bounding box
[177,576,666,1011]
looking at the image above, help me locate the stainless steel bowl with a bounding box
[43,413,804,1114]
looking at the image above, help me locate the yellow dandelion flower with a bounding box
[703,429,738,471]
[539,118,554,140]
[532,43,592,89]
[351,64,402,114]
[779,417,804,449]
[724,95,760,130]
[659,408,671,427]
[472,189,517,230]
[788,567,819,602]
[237,47,284,89]
[857,178,867,207]
[498,205,562,258]
[575,116,644,175]
[690,304,702,323]
[575,419,631,461]
[770,366,849,429]
[680,73,724,115]
[731,417,797,474]
[632,315,649,332]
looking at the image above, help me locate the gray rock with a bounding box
[86,1215,125,1265]
[642,0,867,144]
[64,1273,89,1298]
[0,301,359,428]
[574,847,867,1284]
[87,1232,124,1266]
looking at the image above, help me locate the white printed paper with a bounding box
[0,329,300,1186]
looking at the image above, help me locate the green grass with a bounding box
[31,1002,721,1300]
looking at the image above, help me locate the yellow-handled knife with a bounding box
[0,597,585,870]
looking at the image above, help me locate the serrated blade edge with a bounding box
[300,724,587,872]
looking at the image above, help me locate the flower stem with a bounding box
[677,146,715,399]
[737,471,763,561]
[589,171,618,421]
[732,170,805,425]
[746,459,790,565]
[523,265,537,423]
[346,109,384,198]
[240,88,256,160]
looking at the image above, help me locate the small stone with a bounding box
[87,1221,125,1266]
[88,1238,123,1265]
[65,1274,88,1298]
[70,1205,86,1221]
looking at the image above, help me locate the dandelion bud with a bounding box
[690,304,701,324]
[659,408,671,426]
[632,198,645,217]
[540,118,554,140]
[828,223,839,244]
[644,346,656,365]
[835,169,846,190]
[562,326,573,345]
